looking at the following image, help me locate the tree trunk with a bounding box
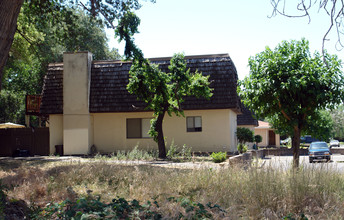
[156,110,167,159]
[0,0,23,90]
[292,126,301,169]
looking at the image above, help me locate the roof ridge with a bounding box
[47,53,230,66]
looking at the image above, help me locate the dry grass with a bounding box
[1,157,344,219]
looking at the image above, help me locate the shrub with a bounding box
[254,135,262,144]
[33,195,162,219]
[167,140,179,159]
[237,143,248,154]
[180,144,192,160]
[236,127,254,144]
[211,152,227,163]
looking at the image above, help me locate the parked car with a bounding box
[301,135,319,144]
[309,141,331,163]
[330,140,340,148]
[280,137,291,145]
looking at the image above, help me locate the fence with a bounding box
[0,128,49,156]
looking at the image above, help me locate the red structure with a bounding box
[26,95,41,116]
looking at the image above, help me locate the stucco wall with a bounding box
[49,114,63,154]
[254,128,280,147]
[62,52,93,155]
[63,115,92,155]
[254,129,267,147]
[228,110,238,152]
[92,109,236,153]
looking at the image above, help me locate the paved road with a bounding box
[261,153,344,172]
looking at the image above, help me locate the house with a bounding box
[40,52,242,155]
[254,121,280,147]
[237,106,258,148]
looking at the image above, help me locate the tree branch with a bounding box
[277,98,291,121]
[79,1,116,30]
[270,0,344,58]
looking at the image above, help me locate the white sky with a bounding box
[106,0,343,80]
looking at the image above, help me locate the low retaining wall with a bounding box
[262,148,308,156]
[228,152,252,165]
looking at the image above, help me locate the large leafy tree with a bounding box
[1,5,122,124]
[0,0,144,90]
[330,105,344,140]
[239,39,344,168]
[127,54,213,158]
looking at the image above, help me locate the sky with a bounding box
[106,0,343,80]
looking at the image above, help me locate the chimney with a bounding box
[63,52,93,155]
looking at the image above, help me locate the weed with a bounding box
[237,143,248,154]
[210,152,227,163]
[167,140,179,159]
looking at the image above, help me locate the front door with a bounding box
[268,130,276,146]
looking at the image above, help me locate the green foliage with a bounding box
[94,146,158,161]
[33,195,161,219]
[330,105,344,140]
[254,134,262,144]
[0,90,24,123]
[0,181,7,218]
[167,197,225,219]
[2,5,124,124]
[127,53,213,157]
[236,127,254,144]
[167,141,193,161]
[237,143,248,154]
[239,39,344,166]
[210,152,227,163]
[167,140,179,159]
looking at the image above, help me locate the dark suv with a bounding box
[309,142,331,163]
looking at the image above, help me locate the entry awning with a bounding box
[0,123,25,129]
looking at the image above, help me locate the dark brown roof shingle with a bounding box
[237,105,258,126]
[40,54,241,114]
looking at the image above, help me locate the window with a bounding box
[186,116,202,132]
[127,118,151,138]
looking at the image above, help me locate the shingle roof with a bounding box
[237,105,258,126]
[40,54,241,114]
[40,64,63,114]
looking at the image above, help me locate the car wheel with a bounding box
[309,159,313,163]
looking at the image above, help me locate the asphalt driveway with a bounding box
[261,153,344,172]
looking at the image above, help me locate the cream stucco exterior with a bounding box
[48,114,63,154]
[255,122,280,147]
[62,52,93,155]
[93,108,237,153]
[47,52,239,155]
[48,109,238,154]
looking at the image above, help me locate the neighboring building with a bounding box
[40,52,242,155]
[237,105,258,149]
[254,121,280,147]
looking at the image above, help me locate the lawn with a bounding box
[1,156,344,219]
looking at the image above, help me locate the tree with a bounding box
[267,109,334,142]
[270,0,344,55]
[1,6,121,124]
[239,39,344,168]
[330,105,344,140]
[254,134,262,145]
[236,127,254,145]
[0,90,23,123]
[0,0,145,90]
[127,54,213,158]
